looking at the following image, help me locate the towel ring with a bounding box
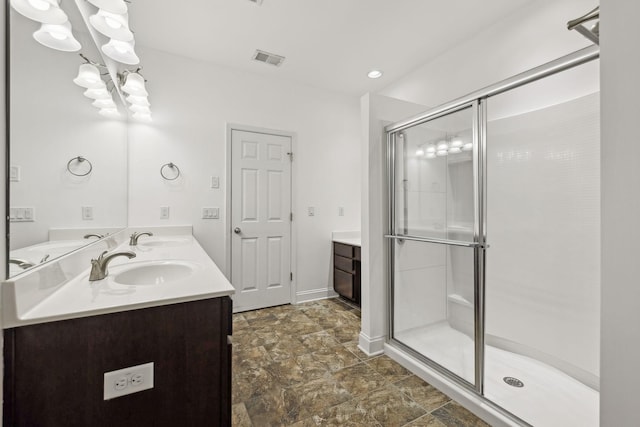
[160,162,180,180]
[67,156,93,177]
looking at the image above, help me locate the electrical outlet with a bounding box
[82,206,93,220]
[9,166,20,182]
[308,207,315,217]
[104,362,154,400]
[202,207,220,219]
[211,176,220,188]
[160,206,170,219]
[9,207,35,222]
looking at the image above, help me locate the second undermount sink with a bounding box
[138,237,191,248]
[112,261,198,286]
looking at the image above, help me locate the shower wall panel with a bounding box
[486,92,600,385]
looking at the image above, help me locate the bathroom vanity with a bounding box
[332,232,361,305]
[2,230,234,427]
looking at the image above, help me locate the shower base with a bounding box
[396,323,598,427]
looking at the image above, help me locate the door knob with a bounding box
[234,227,241,234]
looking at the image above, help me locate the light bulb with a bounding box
[101,39,139,65]
[28,0,50,11]
[425,145,436,154]
[129,104,150,114]
[367,70,383,79]
[87,0,128,15]
[89,10,133,41]
[73,64,104,89]
[121,72,148,96]
[449,147,462,154]
[92,98,116,109]
[126,95,150,106]
[83,87,111,100]
[436,150,448,157]
[463,142,473,151]
[416,149,425,157]
[437,141,449,151]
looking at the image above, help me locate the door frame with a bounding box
[225,123,298,306]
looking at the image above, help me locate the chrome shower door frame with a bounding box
[384,44,600,409]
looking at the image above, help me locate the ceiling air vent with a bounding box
[252,50,285,67]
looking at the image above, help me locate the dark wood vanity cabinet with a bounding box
[333,242,361,305]
[4,296,232,427]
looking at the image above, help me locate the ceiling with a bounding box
[127,0,535,96]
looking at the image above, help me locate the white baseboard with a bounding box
[358,331,385,356]
[295,287,338,304]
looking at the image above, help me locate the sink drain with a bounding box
[503,377,524,388]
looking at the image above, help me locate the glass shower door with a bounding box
[389,104,483,387]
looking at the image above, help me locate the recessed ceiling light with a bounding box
[367,70,383,79]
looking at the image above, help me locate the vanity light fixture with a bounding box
[448,147,462,154]
[425,152,437,159]
[121,72,148,96]
[98,108,121,118]
[367,70,383,79]
[101,39,140,65]
[436,150,448,157]
[126,94,150,107]
[33,21,81,52]
[73,63,104,88]
[92,98,116,109]
[10,0,67,24]
[426,144,436,154]
[129,104,150,114]
[89,10,133,41]
[437,141,449,151]
[463,142,473,151]
[415,148,425,157]
[87,0,128,15]
[450,137,463,148]
[83,86,111,100]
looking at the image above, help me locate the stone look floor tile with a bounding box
[231,299,490,427]
[354,385,427,426]
[404,413,449,426]
[394,375,452,412]
[283,376,352,423]
[431,402,491,427]
[231,403,253,427]
[366,355,413,383]
[331,362,387,398]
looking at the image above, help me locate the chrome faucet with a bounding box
[129,231,153,246]
[9,258,35,270]
[84,233,104,239]
[89,250,136,281]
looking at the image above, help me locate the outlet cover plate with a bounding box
[104,362,154,400]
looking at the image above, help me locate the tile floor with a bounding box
[231,298,490,426]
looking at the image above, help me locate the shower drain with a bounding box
[503,377,524,388]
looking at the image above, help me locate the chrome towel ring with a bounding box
[160,162,181,180]
[67,156,93,177]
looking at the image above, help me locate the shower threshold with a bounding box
[395,323,598,427]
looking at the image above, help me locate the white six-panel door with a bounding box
[231,130,292,312]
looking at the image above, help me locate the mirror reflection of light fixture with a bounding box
[449,147,462,154]
[87,0,128,14]
[98,108,121,118]
[436,150,448,157]
[89,10,133,41]
[129,104,151,114]
[121,72,148,96]
[126,94,150,107]
[33,21,81,52]
[92,98,116,109]
[101,39,140,65]
[426,152,436,159]
[83,87,111,100]
[426,144,436,154]
[437,141,449,151]
[450,137,463,148]
[415,148,425,157]
[10,0,68,24]
[463,142,473,151]
[73,63,103,88]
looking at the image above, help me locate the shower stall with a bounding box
[385,46,600,427]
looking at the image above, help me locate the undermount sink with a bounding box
[112,261,198,286]
[138,237,191,248]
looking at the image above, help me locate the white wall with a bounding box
[9,17,128,251]
[127,46,361,298]
[378,0,594,108]
[1,0,6,417]
[600,0,640,424]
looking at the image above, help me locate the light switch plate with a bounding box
[9,166,20,182]
[82,206,93,220]
[211,176,220,189]
[308,207,315,217]
[104,362,154,400]
[338,207,344,216]
[9,207,35,222]
[160,206,170,219]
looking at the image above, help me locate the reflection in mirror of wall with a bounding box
[8,2,130,278]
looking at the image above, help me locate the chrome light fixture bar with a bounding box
[567,6,599,45]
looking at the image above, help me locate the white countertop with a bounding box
[3,233,234,328]
[332,230,361,247]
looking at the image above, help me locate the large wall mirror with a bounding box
[7,2,128,278]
